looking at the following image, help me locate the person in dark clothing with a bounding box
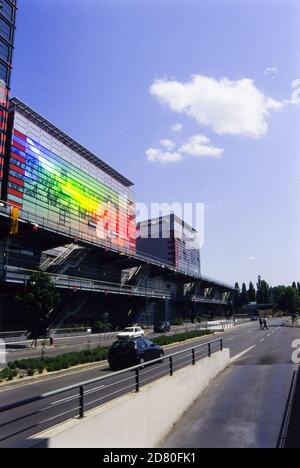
[259,318,263,330]
[262,318,268,330]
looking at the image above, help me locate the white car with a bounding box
[117,326,145,340]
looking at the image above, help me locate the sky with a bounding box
[11,0,300,287]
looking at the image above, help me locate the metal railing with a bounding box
[0,338,223,446]
[0,331,29,343]
[5,266,235,306]
[5,266,173,300]
[0,199,235,290]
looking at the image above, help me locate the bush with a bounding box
[92,321,113,333]
[154,330,212,347]
[0,329,213,381]
[173,319,184,326]
[0,367,18,381]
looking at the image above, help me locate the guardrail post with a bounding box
[192,349,195,365]
[135,368,140,392]
[79,385,85,418]
[208,343,211,357]
[220,339,223,351]
[169,356,173,376]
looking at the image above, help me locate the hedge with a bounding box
[0,329,213,381]
[153,329,212,346]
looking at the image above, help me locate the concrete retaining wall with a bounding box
[28,349,230,448]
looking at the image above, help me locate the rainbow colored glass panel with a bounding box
[7,128,136,252]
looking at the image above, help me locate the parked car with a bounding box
[117,326,145,340]
[250,316,259,321]
[108,337,164,370]
[153,321,171,333]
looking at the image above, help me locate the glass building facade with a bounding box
[137,214,201,276]
[4,98,136,253]
[0,0,16,195]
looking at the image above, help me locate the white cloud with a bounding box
[150,75,284,138]
[146,134,223,164]
[179,135,224,158]
[245,256,256,261]
[160,139,176,150]
[284,79,300,105]
[146,148,182,164]
[172,123,183,132]
[264,67,278,78]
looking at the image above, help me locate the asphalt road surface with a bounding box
[161,318,299,449]
[0,319,296,448]
[5,321,230,361]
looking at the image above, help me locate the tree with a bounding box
[241,283,249,306]
[297,282,300,293]
[256,276,270,304]
[234,282,242,308]
[292,281,297,289]
[17,271,60,338]
[277,287,300,315]
[248,281,256,302]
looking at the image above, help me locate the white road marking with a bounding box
[267,333,271,337]
[260,338,265,343]
[228,338,235,342]
[230,345,256,363]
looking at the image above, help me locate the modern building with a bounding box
[0,0,17,195]
[137,214,201,276]
[0,1,237,333]
[1,98,136,254]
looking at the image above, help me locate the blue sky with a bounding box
[11,0,300,286]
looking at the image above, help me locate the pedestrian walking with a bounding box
[259,318,263,330]
[262,318,268,330]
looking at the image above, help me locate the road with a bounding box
[161,318,299,448]
[4,321,233,361]
[0,319,295,448]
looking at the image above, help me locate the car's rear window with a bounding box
[112,341,135,351]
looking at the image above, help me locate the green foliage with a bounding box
[9,346,110,377]
[234,276,300,314]
[241,283,249,306]
[277,286,300,314]
[153,330,212,346]
[2,329,215,381]
[248,281,256,302]
[173,319,184,326]
[0,367,18,381]
[256,275,270,304]
[16,271,60,335]
[92,321,113,333]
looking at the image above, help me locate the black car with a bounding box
[108,337,164,370]
[153,321,171,333]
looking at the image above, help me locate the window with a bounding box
[0,1,14,22]
[59,208,67,226]
[0,17,11,41]
[137,339,146,349]
[144,339,154,348]
[0,39,9,62]
[0,61,8,84]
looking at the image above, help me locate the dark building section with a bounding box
[137,214,201,276]
[0,0,17,196]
